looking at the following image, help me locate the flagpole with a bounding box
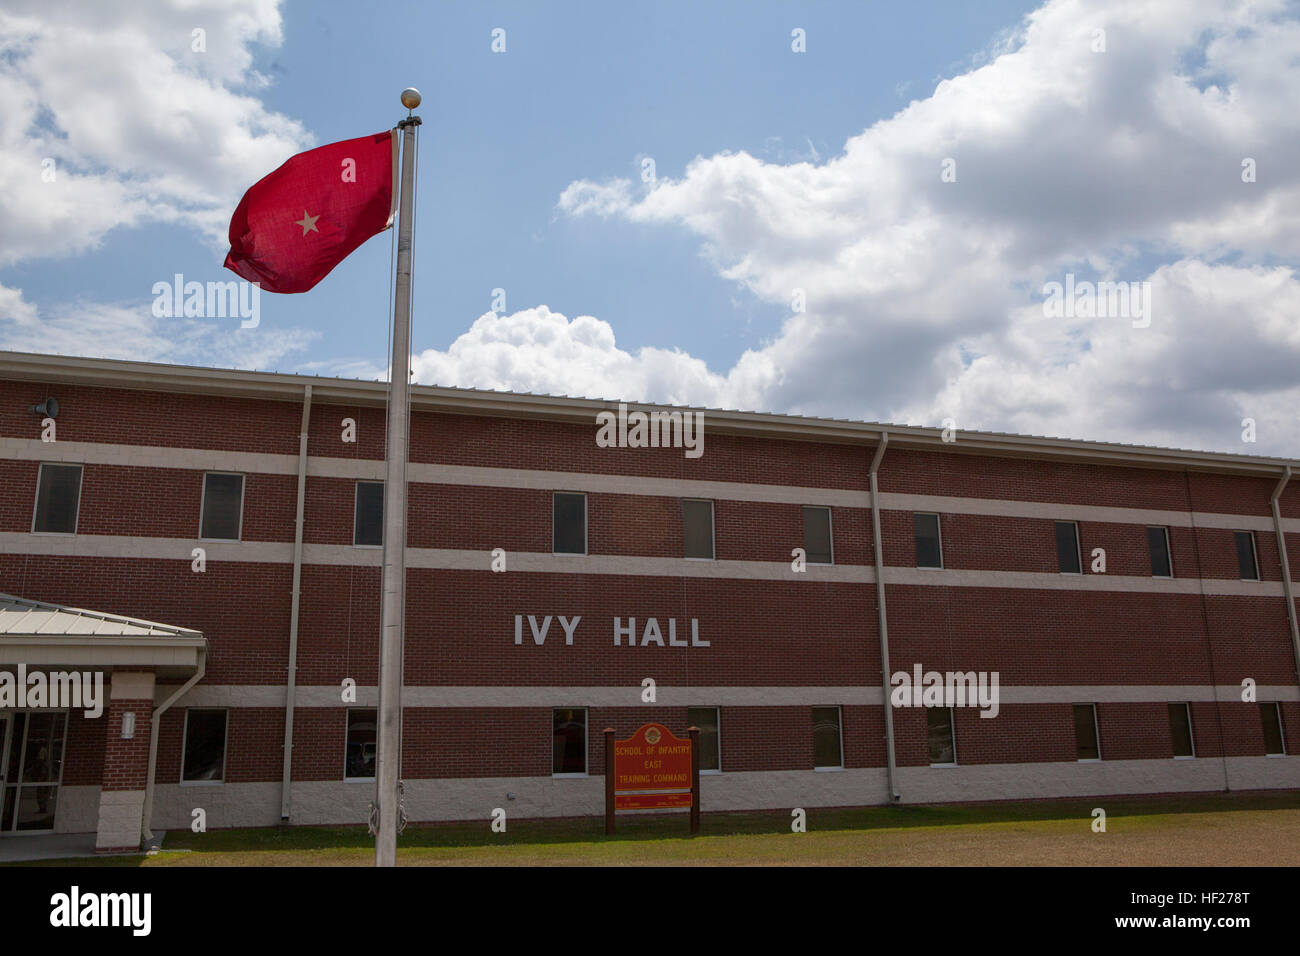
[375,87,421,867]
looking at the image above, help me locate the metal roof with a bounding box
[0,594,203,639]
[1,349,1298,476]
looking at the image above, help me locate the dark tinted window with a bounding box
[683,500,714,559]
[553,493,586,554]
[1073,704,1100,760]
[1168,703,1194,757]
[928,707,956,764]
[354,481,383,546]
[552,708,586,774]
[182,710,227,782]
[1261,703,1286,755]
[1235,531,1259,580]
[812,707,842,768]
[688,706,720,771]
[201,473,244,540]
[803,507,833,564]
[33,463,82,534]
[1056,521,1081,573]
[914,513,942,568]
[1147,526,1172,577]
[345,709,376,778]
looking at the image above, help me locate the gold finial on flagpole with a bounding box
[400,87,421,112]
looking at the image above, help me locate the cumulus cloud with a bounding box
[0,281,314,370]
[547,0,1300,454]
[0,0,310,266]
[411,306,734,407]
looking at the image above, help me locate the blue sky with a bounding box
[5,0,1038,373]
[2,0,1299,454]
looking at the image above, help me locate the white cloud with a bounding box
[0,0,310,266]
[547,0,1300,454]
[0,282,315,370]
[411,306,733,408]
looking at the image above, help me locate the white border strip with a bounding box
[6,437,1297,531]
[153,684,1300,708]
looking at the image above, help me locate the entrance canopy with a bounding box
[0,595,204,677]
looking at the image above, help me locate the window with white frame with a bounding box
[553,492,587,555]
[182,709,228,782]
[803,506,833,565]
[344,709,377,779]
[552,707,587,775]
[200,472,244,541]
[928,706,957,765]
[682,499,714,560]
[1168,702,1195,758]
[1260,702,1287,756]
[32,463,82,534]
[1073,703,1101,761]
[687,706,720,772]
[354,480,383,547]
[914,513,942,569]
[1234,531,1259,581]
[812,706,843,769]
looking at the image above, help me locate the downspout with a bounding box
[141,645,206,845]
[870,432,900,802]
[1270,466,1300,698]
[280,383,312,820]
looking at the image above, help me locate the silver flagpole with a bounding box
[375,87,421,867]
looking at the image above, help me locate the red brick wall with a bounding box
[2,375,1298,796]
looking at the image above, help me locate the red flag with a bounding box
[224,131,396,293]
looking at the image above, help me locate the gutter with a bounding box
[280,384,312,820]
[140,645,206,845]
[1270,466,1300,697]
[869,433,900,802]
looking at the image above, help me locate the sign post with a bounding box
[604,722,700,835]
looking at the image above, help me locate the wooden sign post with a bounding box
[604,723,700,835]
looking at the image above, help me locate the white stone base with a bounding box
[95,789,145,849]
[133,755,1300,830]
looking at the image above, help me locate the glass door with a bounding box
[1,711,68,833]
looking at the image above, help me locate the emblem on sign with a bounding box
[645,727,661,745]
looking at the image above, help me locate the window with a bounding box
[803,506,833,564]
[1147,526,1172,578]
[32,463,82,534]
[181,709,228,783]
[200,472,244,540]
[1261,702,1287,756]
[553,492,587,555]
[688,706,721,772]
[344,709,377,779]
[552,707,587,775]
[1073,704,1101,761]
[812,706,843,769]
[1168,702,1195,758]
[1055,521,1081,574]
[353,481,383,547]
[682,499,714,560]
[914,513,943,568]
[1235,531,1259,581]
[928,707,957,765]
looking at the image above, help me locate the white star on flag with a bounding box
[295,210,320,235]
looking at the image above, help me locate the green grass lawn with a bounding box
[22,790,1300,866]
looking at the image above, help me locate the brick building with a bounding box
[1,349,1297,850]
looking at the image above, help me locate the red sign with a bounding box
[615,791,692,811]
[604,723,701,834]
[613,723,692,794]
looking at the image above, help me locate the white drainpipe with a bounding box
[869,432,900,802]
[141,644,206,845]
[280,384,312,820]
[1270,466,1300,696]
